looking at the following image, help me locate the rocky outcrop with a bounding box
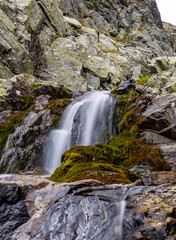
[0,176,174,240]
[0,0,175,176]
[0,74,71,173]
[0,0,71,78]
[59,0,175,57]
[0,0,176,93]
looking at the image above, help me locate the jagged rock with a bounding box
[136,57,176,97]
[141,131,176,171]
[139,95,176,141]
[59,0,176,57]
[116,80,135,94]
[0,0,72,79]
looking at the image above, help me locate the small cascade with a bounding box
[44,91,117,173]
[113,200,126,240]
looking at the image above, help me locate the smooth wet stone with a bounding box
[0,176,172,240]
[0,184,29,240]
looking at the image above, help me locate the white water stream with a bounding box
[113,200,126,240]
[44,91,116,173]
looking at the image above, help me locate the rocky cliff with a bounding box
[0,0,176,239]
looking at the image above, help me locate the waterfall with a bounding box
[44,91,116,173]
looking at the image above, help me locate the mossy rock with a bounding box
[61,144,125,165]
[48,98,71,126]
[50,162,138,184]
[136,73,152,86]
[32,85,71,99]
[48,98,71,114]
[108,131,171,172]
[50,144,138,184]
[19,95,34,110]
[0,111,28,156]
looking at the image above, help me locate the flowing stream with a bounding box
[44,91,117,173]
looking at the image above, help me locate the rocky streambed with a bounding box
[0,175,175,240]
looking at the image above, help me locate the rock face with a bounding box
[0,74,71,173]
[0,0,176,92]
[0,176,174,240]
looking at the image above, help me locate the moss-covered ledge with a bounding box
[50,144,138,184]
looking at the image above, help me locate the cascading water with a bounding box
[44,91,117,173]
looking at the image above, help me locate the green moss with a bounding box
[50,162,138,184]
[110,84,169,175]
[171,83,176,92]
[48,98,71,126]
[0,111,28,156]
[50,144,138,184]
[30,83,43,90]
[48,98,71,114]
[129,124,140,138]
[119,107,137,132]
[108,131,170,172]
[61,144,125,165]
[19,96,34,110]
[136,73,152,86]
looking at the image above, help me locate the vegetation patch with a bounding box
[108,88,170,173]
[48,98,71,127]
[50,144,138,184]
[108,131,170,172]
[30,83,43,90]
[136,73,152,86]
[0,111,28,157]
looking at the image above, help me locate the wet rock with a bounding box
[116,80,135,95]
[0,184,29,240]
[0,110,53,173]
[124,184,176,240]
[0,176,172,240]
[0,74,72,173]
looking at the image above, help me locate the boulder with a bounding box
[141,131,176,172]
[139,95,176,141]
[0,184,29,240]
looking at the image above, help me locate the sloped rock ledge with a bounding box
[0,175,175,240]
